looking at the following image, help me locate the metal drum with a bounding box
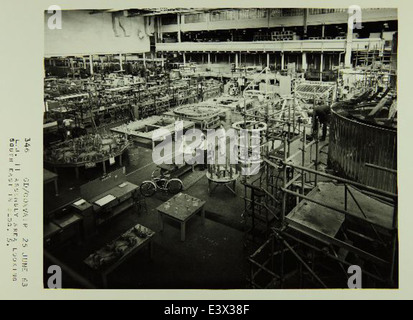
[328,105,397,193]
[232,120,267,176]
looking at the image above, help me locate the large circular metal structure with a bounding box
[173,104,222,120]
[328,102,397,193]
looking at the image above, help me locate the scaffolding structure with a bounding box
[240,69,310,244]
[242,70,398,288]
[246,125,398,288]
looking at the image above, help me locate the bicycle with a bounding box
[139,168,184,197]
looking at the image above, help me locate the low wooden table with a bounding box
[84,224,155,288]
[157,193,206,241]
[43,169,59,196]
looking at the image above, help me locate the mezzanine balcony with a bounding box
[156,38,384,53]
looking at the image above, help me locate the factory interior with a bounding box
[43,8,398,289]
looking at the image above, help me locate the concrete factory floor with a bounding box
[44,128,330,289]
[44,142,250,289]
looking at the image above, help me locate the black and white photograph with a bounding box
[41,6,399,290]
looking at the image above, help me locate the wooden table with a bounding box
[44,212,83,247]
[84,224,155,288]
[53,213,83,245]
[45,145,128,179]
[43,169,59,196]
[89,181,139,225]
[157,193,206,241]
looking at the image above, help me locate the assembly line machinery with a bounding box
[243,84,398,289]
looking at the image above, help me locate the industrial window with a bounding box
[309,9,347,15]
[270,9,282,18]
[184,13,206,24]
[161,15,178,25]
[281,9,304,17]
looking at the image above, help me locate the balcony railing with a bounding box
[156,39,384,53]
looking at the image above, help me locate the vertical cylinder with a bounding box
[345,12,354,68]
[281,52,285,70]
[320,53,324,81]
[89,55,94,75]
[302,52,307,71]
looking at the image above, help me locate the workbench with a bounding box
[43,168,59,196]
[80,168,139,225]
[111,116,195,148]
[44,204,83,248]
[45,145,127,179]
[44,134,129,179]
[163,104,226,130]
[157,193,205,241]
[84,223,155,288]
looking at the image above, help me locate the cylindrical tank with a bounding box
[328,104,397,193]
[232,120,267,176]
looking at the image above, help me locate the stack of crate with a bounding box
[271,30,297,41]
[253,33,271,41]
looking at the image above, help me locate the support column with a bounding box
[321,24,325,38]
[69,58,74,74]
[281,52,285,70]
[177,14,182,43]
[183,52,186,65]
[89,55,94,75]
[143,53,146,68]
[158,16,163,42]
[235,53,239,68]
[303,9,308,38]
[267,53,270,69]
[302,52,307,71]
[207,52,211,67]
[345,12,354,68]
[119,53,123,71]
[320,53,324,81]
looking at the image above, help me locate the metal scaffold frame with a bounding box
[247,124,398,288]
[240,64,398,288]
[240,67,321,244]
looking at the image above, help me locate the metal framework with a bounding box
[247,126,398,288]
[295,80,337,103]
[240,69,306,245]
[240,65,398,288]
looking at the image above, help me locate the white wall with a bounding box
[44,10,150,56]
